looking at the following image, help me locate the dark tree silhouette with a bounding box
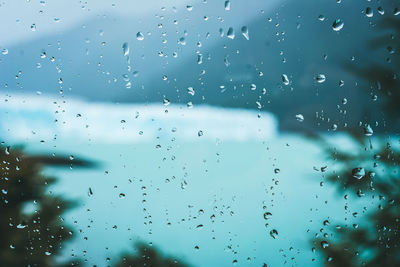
[0,145,191,267]
[313,13,400,266]
[0,145,93,266]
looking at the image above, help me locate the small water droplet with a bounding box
[16,224,27,229]
[352,167,365,180]
[88,187,93,196]
[321,241,329,248]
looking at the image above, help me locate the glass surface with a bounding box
[1,0,400,266]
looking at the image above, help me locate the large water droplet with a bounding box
[227,27,235,39]
[197,54,203,64]
[316,74,326,83]
[332,19,344,31]
[270,229,278,239]
[263,212,272,220]
[187,87,195,95]
[365,7,373,17]
[224,0,231,11]
[241,26,249,40]
[136,32,144,41]
[363,124,373,136]
[296,114,304,122]
[282,74,290,85]
[122,42,129,56]
[163,98,170,106]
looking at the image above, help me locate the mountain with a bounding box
[0,0,398,132]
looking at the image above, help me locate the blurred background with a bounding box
[1,0,400,266]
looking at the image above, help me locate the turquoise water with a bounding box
[23,137,360,266]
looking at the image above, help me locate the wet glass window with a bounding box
[1,0,400,266]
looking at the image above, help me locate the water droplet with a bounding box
[227,27,235,39]
[186,5,193,11]
[315,74,326,83]
[224,0,231,11]
[30,23,37,31]
[295,114,304,122]
[250,84,256,90]
[197,54,203,64]
[241,26,249,40]
[365,7,373,17]
[332,19,344,31]
[269,229,278,239]
[318,15,325,21]
[163,98,170,106]
[352,167,365,180]
[363,124,373,136]
[321,241,329,248]
[263,212,272,220]
[136,32,144,41]
[1,48,8,55]
[16,224,27,229]
[178,37,186,45]
[122,42,129,56]
[282,74,290,85]
[119,193,126,198]
[198,130,203,137]
[187,87,195,95]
